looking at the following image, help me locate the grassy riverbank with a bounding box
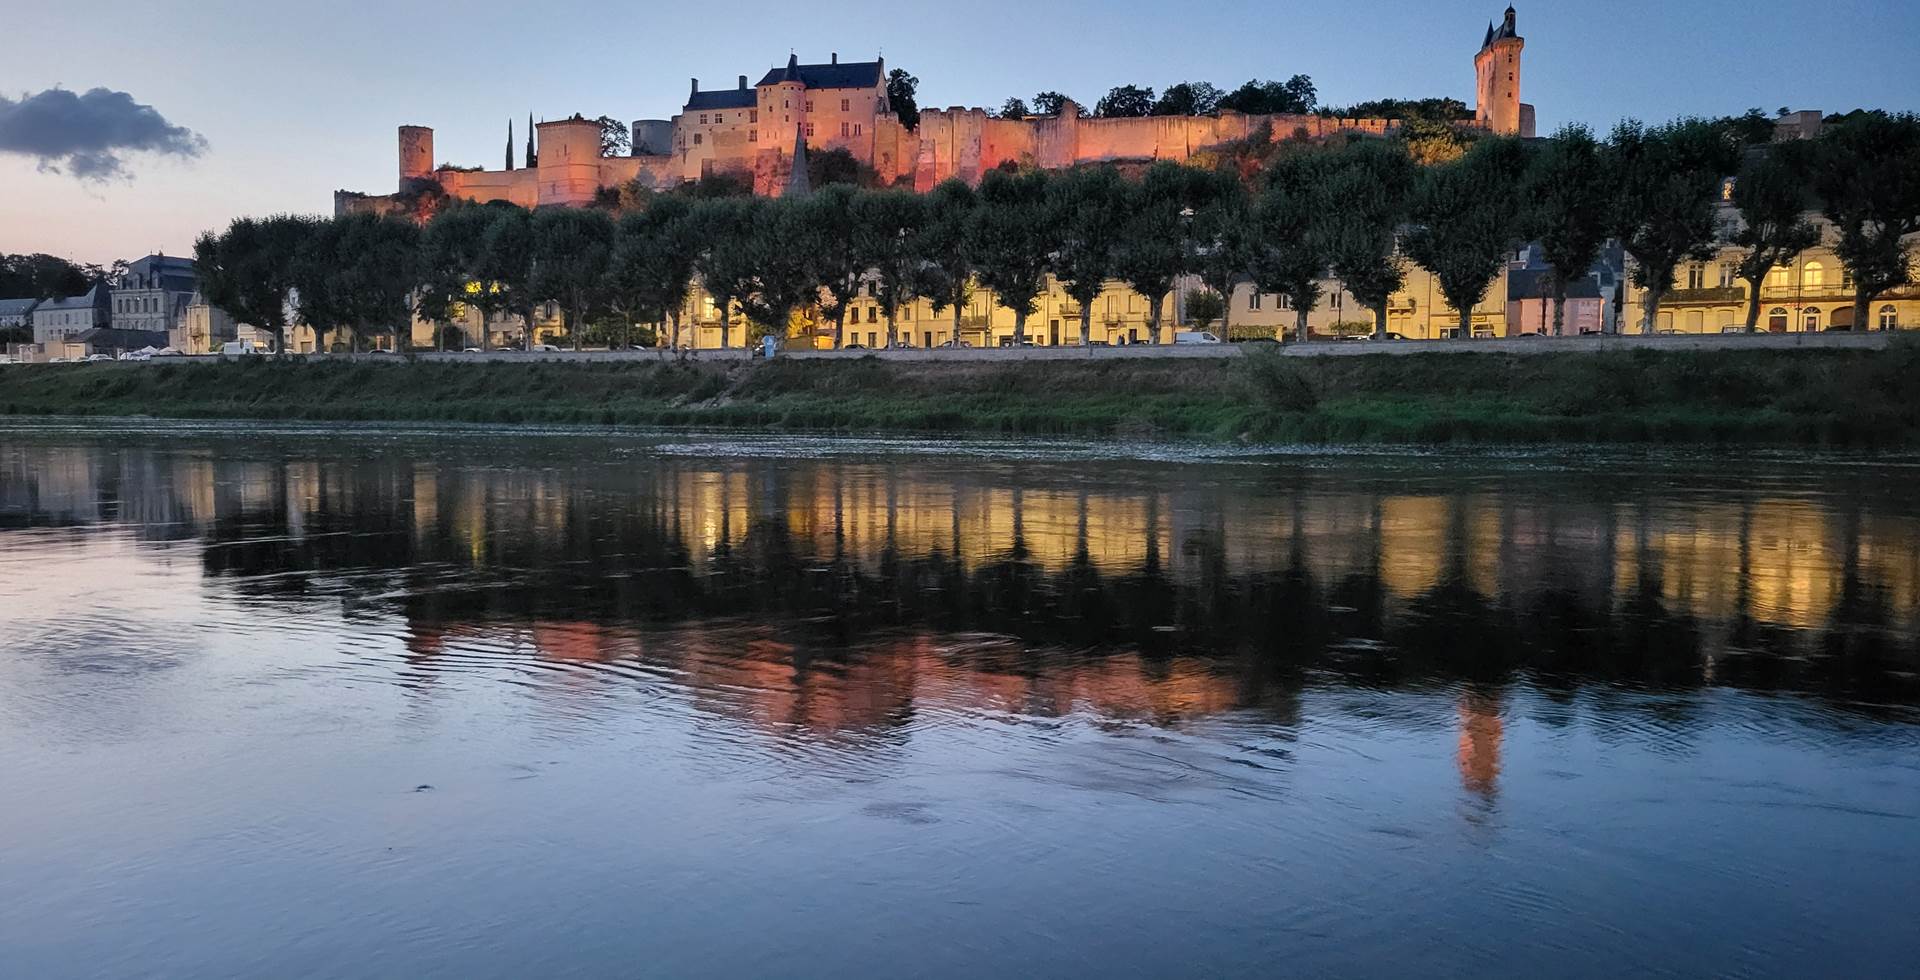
[4,342,1919,446]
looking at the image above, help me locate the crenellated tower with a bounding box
[398,125,433,187]
[1474,6,1525,136]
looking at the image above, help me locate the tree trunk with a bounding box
[1743,276,1763,333]
[1217,283,1232,339]
[1641,282,1665,336]
[1147,292,1164,344]
[885,308,898,349]
[569,308,581,351]
[1372,300,1387,340]
[1551,281,1567,337]
[1013,307,1027,346]
[952,300,963,347]
[1854,286,1872,333]
[834,305,847,348]
[1079,303,1091,347]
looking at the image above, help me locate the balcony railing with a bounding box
[1666,286,1746,303]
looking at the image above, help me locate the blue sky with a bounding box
[3,0,1917,264]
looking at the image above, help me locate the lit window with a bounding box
[1766,266,1789,290]
[1803,261,1824,289]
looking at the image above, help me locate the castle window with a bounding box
[806,123,815,138]
[693,133,702,145]
[783,99,789,109]
[841,98,850,112]
[853,123,862,136]
[805,100,814,112]
[749,129,757,142]
[841,122,849,137]
[750,110,758,123]
[699,114,708,124]
[715,113,724,123]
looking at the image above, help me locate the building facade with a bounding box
[110,254,199,336]
[1625,209,1920,334]
[0,297,40,330]
[32,284,111,347]
[339,8,1532,215]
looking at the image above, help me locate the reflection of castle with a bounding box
[339,9,1534,213]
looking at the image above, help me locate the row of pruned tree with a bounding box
[195,110,1920,353]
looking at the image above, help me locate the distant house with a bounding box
[32,284,112,346]
[112,254,199,336]
[0,297,41,330]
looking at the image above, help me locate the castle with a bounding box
[338,8,1533,216]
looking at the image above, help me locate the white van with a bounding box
[1174,331,1222,345]
[221,341,259,356]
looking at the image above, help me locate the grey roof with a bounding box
[1508,268,1602,301]
[35,284,107,311]
[0,298,40,317]
[70,327,168,350]
[685,87,758,111]
[755,55,883,90]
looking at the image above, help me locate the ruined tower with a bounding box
[1474,6,1525,137]
[398,125,434,187]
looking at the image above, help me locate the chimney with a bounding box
[831,53,838,64]
[690,77,699,97]
[739,75,747,90]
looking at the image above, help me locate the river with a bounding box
[1,422,1916,978]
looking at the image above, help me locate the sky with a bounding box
[2,0,1917,266]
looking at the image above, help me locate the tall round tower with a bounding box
[1473,7,1524,136]
[398,125,434,187]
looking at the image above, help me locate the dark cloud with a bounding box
[0,86,208,181]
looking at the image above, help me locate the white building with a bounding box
[32,285,112,345]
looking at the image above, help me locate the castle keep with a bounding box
[338,8,1533,216]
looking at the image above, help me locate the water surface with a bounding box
[2,423,1917,978]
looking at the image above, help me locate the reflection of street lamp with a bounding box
[1176,207,1196,339]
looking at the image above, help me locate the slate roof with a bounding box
[35,284,107,311]
[755,54,883,90]
[0,298,40,318]
[1508,268,1602,301]
[685,88,758,111]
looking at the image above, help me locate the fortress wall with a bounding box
[599,155,679,193]
[535,119,606,207]
[440,169,539,208]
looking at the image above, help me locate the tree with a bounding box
[1154,81,1224,117]
[1248,150,1333,343]
[1607,119,1743,335]
[1188,169,1254,338]
[997,97,1031,120]
[0,253,91,300]
[595,116,630,157]
[1718,108,1778,146]
[609,196,696,348]
[417,204,510,350]
[1405,137,1532,339]
[687,197,756,349]
[1095,85,1155,118]
[1184,290,1225,330]
[479,206,541,348]
[1217,76,1317,116]
[1808,112,1920,331]
[194,215,309,355]
[967,168,1055,346]
[1046,165,1126,346]
[289,217,349,352]
[332,213,420,351]
[852,188,928,348]
[1031,91,1072,117]
[808,147,875,188]
[1522,124,1614,336]
[737,197,822,344]
[1112,163,1201,344]
[887,69,921,130]
[532,207,615,350]
[1325,139,1418,340]
[804,184,865,348]
[914,179,979,344]
[1730,148,1819,333]
[1327,97,1469,122]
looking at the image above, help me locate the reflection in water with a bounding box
[2,430,1918,978]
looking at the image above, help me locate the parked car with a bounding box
[1174,331,1223,345]
[1823,324,1853,332]
[221,341,260,356]
[937,339,972,349]
[843,343,865,350]
[461,347,483,353]
[529,343,561,352]
[84,353,115,362]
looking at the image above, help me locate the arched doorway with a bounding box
[1767,307,1789,333]
[1829,306,1854,331]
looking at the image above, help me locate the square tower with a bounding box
[1474,7,1525,136]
